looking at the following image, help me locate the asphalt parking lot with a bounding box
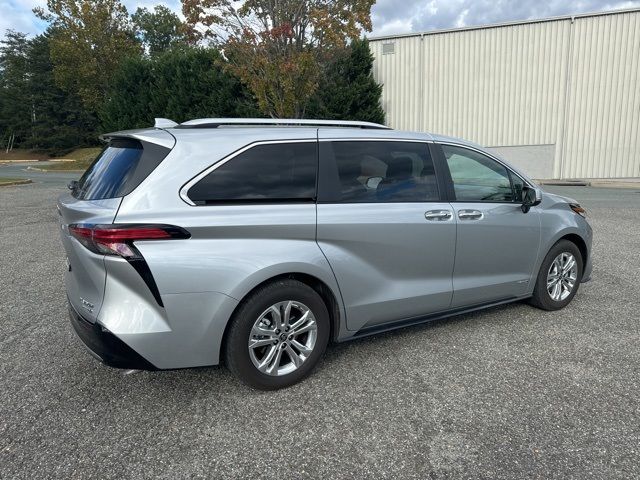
[1,171,639,479]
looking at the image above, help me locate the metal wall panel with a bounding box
[370,10,640,179]
[561,11,640,178]
[370,37,423,131]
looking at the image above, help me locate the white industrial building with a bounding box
[369,8,640,180]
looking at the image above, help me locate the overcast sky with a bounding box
[2,0,639,40]
[371,0,640,36]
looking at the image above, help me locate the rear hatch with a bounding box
[59,196,121,322]
[58,133,174,322]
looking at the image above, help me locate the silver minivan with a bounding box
[59,118,592,389]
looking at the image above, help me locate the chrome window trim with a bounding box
[179,139,318,206]
[179,137,527,206]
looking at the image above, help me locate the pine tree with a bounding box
[154,48,260,121]
[101,47,259,132]
[0,31,31,148]
[307,38,385,124]
[0,31,97,153]
[25,33,98,151]
[99,55,154,131]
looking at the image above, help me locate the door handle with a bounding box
[458,209,483,220]
[425,210,452,221]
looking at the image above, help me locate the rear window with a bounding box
[187,142,317,205]
[73,139,168,200]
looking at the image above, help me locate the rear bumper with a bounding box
[68,303,157,370]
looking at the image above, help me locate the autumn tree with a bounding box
[181,0,376,118]
[34,0,140,113]
[132,5,188,56]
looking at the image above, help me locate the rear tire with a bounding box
[224,279,330,390]
[529,239,583,311]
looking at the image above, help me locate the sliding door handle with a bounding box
[458,209,483,220]
[425,210,452,221]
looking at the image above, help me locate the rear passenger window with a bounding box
[320,141,439,203]
[187,142,317,205]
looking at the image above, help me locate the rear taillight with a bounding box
[68,224,190,258]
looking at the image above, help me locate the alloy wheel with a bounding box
[547,252,578,301]
[248,301,318,376]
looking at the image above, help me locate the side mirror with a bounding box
[67,180,78,192]
[521,186,542,213]
[365,176,383,189]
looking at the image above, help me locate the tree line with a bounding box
[0,0,384,154]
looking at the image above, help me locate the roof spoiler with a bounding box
[99,129,176,149]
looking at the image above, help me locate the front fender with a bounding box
[529,200,593,293]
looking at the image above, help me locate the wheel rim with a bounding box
[248,301,318,376]
[547,252,578,301]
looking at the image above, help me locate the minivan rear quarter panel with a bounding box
[106,129,349,364]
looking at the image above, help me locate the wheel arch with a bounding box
[529,227,590,295]
[558,233,588,266]
[220,272,343,363]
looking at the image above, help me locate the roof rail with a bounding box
[175,118,391,130]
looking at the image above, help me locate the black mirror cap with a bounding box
[67,180,79,191]
[521,186,542,213]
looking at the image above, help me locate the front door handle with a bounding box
[458,209,483,220]
[425,210,452,221]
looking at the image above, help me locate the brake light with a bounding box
[68,224,190,258]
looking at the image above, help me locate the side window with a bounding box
[323,141,439,203]
[187,142,317,205]
[442,145,516,202]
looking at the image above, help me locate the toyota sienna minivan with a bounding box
[59,118,592,389]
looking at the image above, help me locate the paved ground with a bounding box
[1,179,639,479]
[0,162,81,186]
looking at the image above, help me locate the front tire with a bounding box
[224,279,330,390]
[530,239,583,311]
